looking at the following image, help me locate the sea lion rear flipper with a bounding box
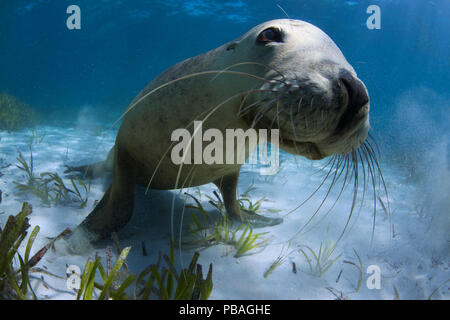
[64,147,115,179]
[72,146,136,241]
[214,171,283,228]
[64,161,108,179]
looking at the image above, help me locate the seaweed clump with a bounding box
[0,203,213,300]
[15,149,90,208]
[0,93,40,132]
[0,203,57,299]
[75,239,213,300]
[183,190,271,257]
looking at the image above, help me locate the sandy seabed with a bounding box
[0,124,448,300]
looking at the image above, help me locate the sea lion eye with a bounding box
[257,27,283,43]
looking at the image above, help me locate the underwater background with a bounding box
[0,0,449,299]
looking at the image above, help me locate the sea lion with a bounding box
[67,19,370,243]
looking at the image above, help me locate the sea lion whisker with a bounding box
[177,164,203,262]
[222,94,276,128]
[235,88,276,121]
[334,151,360,247]
[110,70,277,130]
[367,133,382,159]
[251,112,265,129]
[361,143,378,245]
[310,154,336,176]
[363,143,379,191]
[283,155,339,218]
[250,100,278,129]
[363,142,378,188]
[297,97,303,114]
[300,154,349,235]
[219,102,280,148]
[329,153,353,203]
[346,152,355,183]
[237,98,269,118]
[237,90,253,115]
[366,150,379,246]
[336,154,351,188]
[310,97,315,112]
[353,150,359,200]
[180,164,198,191]
[289,106,302,155]
[176,164,198,260]
[236,88,276,116]
[312,154,354,228]
[365,140,385,186]
[303,97,315,132]
[355,148,368,214]
[269,101,283,131]
[342,148,370,237]
[360,144,375,189]
[340,154,351,192]
[276,101,282,131]
[364,140,391,218]
[211,61,288,83]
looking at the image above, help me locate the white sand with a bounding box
[0,124,448,300]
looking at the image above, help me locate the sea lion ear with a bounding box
[226,41,239,51]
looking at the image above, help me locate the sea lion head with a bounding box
[229,19,370,160]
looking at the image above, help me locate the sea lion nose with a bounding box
[338,69,369,111]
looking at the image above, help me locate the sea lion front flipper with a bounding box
[213,171,283,228]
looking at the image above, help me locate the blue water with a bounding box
[0,0,449,300]
[2,0,449,179]
[1,1,448,120]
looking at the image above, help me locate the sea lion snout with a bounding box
[338,69,369,117]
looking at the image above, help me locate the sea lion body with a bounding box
[116,46,253,188]
[69,19,370,241]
